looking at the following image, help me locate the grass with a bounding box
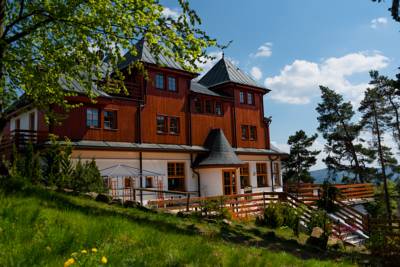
[0,187,365,267]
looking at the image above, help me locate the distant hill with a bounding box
[310,168,400,184]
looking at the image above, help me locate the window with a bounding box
[239,91,245,104]
[29,112,35,131]
[215,102,223,115]
[240,164,250,189]
[104,110,117,129]
[86,108,99,128]
[145,177,153,188]
[205,100,212,113]
[241,125,249,140]
[169,117,180,134]
[273,162,280,186]
[124,177,132,188]
[247,92,254,105]
[155,73,164,89]
[156,115,168,133]
[168,76,177,92]
[256,163,268,187]
[194,98,202,113]
[168,162,185,191]
[249,126,257,140]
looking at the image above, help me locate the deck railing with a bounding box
[284,183,374,203]
[0,130,49,158]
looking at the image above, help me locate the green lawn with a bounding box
[0,187,363,266]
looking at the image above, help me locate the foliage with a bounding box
[316,86,374,183]
[367,227,400,259]
[262,202,302,236]
[306,209,332,236]
[199,197,231,220]
[42,134,73,187]
[0,0,217,131]
[372,0,400,22]
[359,78,398,220]
[283,130,320,184]
[69,158,105,193]
[364,180,398,219]
[316,181,341,213]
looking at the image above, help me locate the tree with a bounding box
[369,71,400,149]
[283,130,320,185]
[0,0,216,131]
[373,0,399,22]
[359,87,397,221]
[316,86,374,183]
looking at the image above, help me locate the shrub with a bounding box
[199,197,231,220]
[316,181,340,213]
[306,209,332,235]
[69,158,105,193]
[263,202,284,228]
[95,193,111,203]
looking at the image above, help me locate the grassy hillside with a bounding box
[0,188,362,266]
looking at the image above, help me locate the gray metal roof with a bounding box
[190,81,229,97]
[118,38,184,71]
[194,129,244,167]
[100,164,164,177]
[198,57,267,90]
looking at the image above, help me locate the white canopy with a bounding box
[100,164,164,177]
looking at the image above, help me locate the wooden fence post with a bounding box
[186,193,190,212]
[263,192,266,209]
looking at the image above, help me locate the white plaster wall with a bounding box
[71,150,198,193]
[199,168,224,196]
[10,108,38,131]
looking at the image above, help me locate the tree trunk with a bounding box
[335,109,364,183]
[0,0,6,136]
[388,95,400,148]
[372,103,392,222]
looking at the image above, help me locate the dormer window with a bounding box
[155,74,164,89]
[194,98,202,113]
[168,77,177,92]
[215,102,223,115]
[86,108,99,128]
[205,100,213,113]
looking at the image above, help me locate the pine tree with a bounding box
[316,86,374,182]
[283,130,320,185]
[359,87,396,221]
[369,71,400,149]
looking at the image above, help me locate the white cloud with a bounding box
[251,42,273,58]
[162,7,180,20]
[264,52,389,105]
[371,17,388,29]
[250,66,263,80]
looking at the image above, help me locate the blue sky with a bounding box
[163,0,400,169]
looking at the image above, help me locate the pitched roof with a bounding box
[198,57,267,90]
[118,38,184,71]
[190,81,229,98]
[194,129,244,167]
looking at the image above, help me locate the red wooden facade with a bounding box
[4,58,272,150]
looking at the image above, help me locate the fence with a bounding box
[0,130,48,158]
[284,183,374,204]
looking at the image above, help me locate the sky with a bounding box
[162,0,400,170]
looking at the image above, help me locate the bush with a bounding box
[95,193,111,203]
[316,181,340,213]
[199,198,231,220]
[306,209,332,235]
[69,158,106,193]
[262,202,301,235]
[263,202,284,228]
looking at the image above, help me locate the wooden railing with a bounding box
[284,183,374,203]
[0,130,49,158]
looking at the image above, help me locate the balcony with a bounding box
[0,130,49,158]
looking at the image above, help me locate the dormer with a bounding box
[198,57,270,102]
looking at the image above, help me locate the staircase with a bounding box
[286,193,370,246]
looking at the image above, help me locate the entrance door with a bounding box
[222,170,237,195]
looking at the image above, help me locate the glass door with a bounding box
[223,170,237,195]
